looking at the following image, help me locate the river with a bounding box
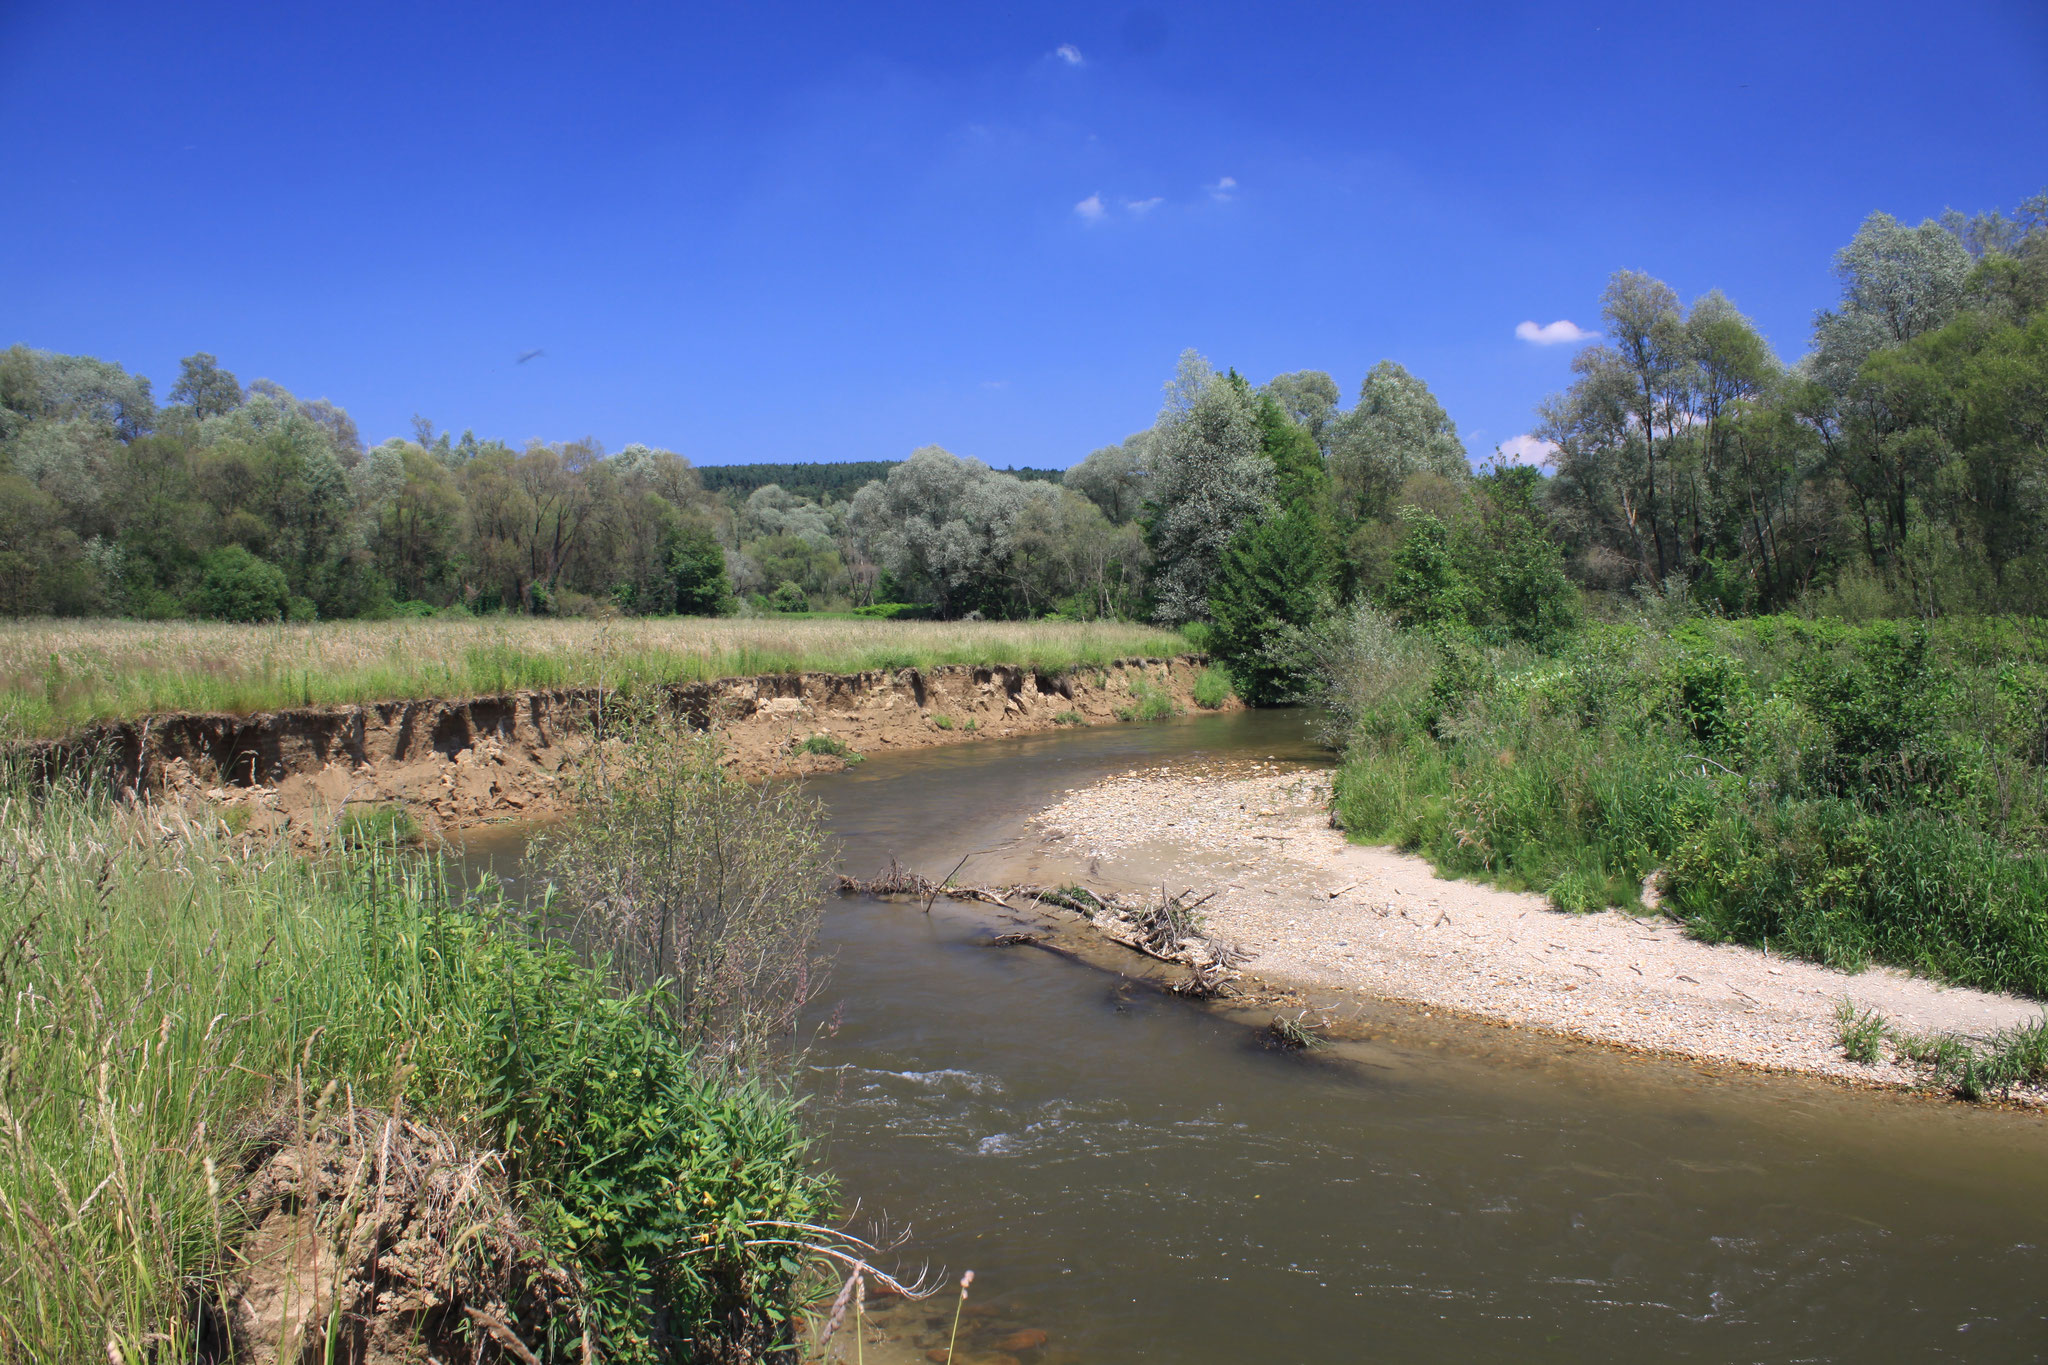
[462,708,2048,1364]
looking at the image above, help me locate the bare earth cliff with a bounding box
[45,656,1221,842]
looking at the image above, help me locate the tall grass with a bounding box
[0,784,834,1361]
[0,616,1194,742]
[1322,612,2048,998]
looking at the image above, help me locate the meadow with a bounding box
[0,615,1192,741]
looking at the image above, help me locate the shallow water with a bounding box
[462,710,2048,1363]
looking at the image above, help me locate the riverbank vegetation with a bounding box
[1314,609,2048,999]
[0,615,1187,741]
[0,727,861,1360]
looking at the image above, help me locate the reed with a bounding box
[0,616,1193,742]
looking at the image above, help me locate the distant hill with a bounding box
[697,460,1066,501]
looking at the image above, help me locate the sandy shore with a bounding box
[1021,758,2047,1095]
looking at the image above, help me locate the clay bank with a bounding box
[33,655,1224,842]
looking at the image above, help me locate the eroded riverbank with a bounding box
[53,655,1224,842]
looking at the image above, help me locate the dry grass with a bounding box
[0,616,1191,741]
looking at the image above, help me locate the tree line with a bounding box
[2,194,2042,646]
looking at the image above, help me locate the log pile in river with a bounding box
[835,868,1250,997]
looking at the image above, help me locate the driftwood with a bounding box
[838,865,1250,996]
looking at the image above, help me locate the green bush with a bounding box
[192,545,290,622]
[797,731,861,763]
[770,580,809,613]
[1115,681,1178,722]
[1321,611,2048,996]
[1192,666,1235,709]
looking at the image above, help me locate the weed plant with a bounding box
[1322,610,2048,997]
[1192,666,1236,709]
[0,780,835,1361]
[798,732,863,763]
[1115,681,1180,723]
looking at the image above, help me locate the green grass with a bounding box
[334,800,421,848]
[0,616,1194,742]
[1192,666,1236,709]
[1052,710,1084,726]
[1323,614,2048,999]
[1115,680,1180,723]
[931,713,955,730]
[797,732,862,763]
[1834,1002,2048,1100]
[0,785,833,1361]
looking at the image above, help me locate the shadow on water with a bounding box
[457,709,2048,1365]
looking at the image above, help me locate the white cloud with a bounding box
[980,379,1009,390]
[1207,175,1237,201]
[1498,434,1559,467]
[1054,43,1084,65]
[1515,319,1598,345]
[1126,196,1163,214]
[1074,193,1105,221]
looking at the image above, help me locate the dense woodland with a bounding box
[3,198,2043,649]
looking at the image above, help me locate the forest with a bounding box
[2,197,2043,647]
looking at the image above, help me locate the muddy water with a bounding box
[464,710,2048,1364]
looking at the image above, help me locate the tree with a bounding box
[1597,270,1687,580]
[1207,500,1330,704]
[1144,351,1274,623]
[1326,360,1468,522]
[194,545,290,621]
[1063,433,1153,524]
[666,522,731,615]
[1262,370,1342,454]
[848,445,1044,617]
[169,353,243,419]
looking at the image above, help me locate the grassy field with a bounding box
[0,616,1192,740]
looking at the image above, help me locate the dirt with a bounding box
[1021,758,2048,1099]
[47,656,1222,846]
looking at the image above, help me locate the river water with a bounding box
[463,709,2048,1364]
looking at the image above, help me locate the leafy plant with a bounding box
[1192,666,1235,709]
[798,732,861,763]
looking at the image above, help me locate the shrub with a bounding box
[1053,710,1084,725]
[192,545,290,622]
[770,580,809,613]
[798,731,861,763]
[932,713,955,729]
[1192,666,1235,709]
[542,707,833,1058]
[1115,681,1178,722]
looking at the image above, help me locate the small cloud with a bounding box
[1515,319,1598,345]
[1126,196,1163,214]
[1207,175,1237,201]
[980,379,1010,390]
[1498,434,1559,468]
[1054,43,1084,65]
[1074,193,1105,221]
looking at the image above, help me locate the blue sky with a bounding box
[3,1,2043,469]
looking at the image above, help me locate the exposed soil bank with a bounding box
[1023,758,2048,1098]
[40,656,1224,843]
